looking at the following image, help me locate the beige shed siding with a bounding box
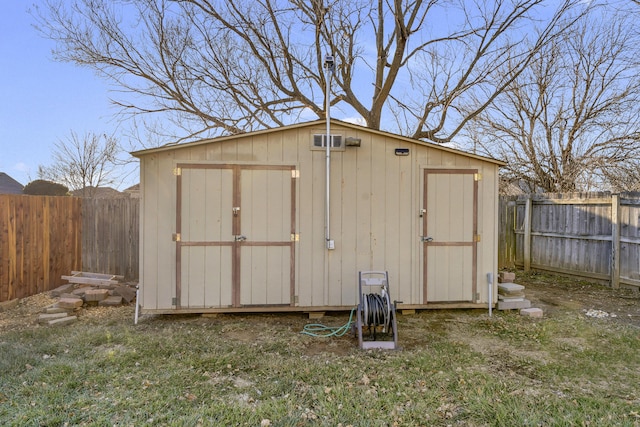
[139,152,178,310]
[330,131,418,306]
[136,121,501,311]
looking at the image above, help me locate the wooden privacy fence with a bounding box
[0,195,82,301]
[0,195,140,302]
[82,198,139,280]
[499,192,640,289]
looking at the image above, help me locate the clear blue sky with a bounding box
[0,2,134,189]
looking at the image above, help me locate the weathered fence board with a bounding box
[499,192,640,289]
[0,195,82,301]
[82,198,139,280]
[1,195,140,303]
[498,196,517,268]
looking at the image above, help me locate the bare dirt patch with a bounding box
[516,271,640,326]
[0,293,134,333]
[0,293,57,332]
[2,269,639,342]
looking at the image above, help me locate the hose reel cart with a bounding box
[355,271,399,350]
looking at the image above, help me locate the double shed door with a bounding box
[422,169,478,303]
[175,164,296,308]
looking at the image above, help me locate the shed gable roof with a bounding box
[131,119,505,166]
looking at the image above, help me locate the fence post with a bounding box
[523,195,532,272]
[611,194,620,289]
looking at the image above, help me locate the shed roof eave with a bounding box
[130,119,506,166]
[130,120,326,158]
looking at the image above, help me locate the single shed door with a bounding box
[239,167,295,306]
[422,169,478,303]
[176,164,296,309]
[177,166,234,308]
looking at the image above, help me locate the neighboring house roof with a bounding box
[71,186,124,199]
[131,119,507,166]
[123,183,141,198]
[0,173,24,194]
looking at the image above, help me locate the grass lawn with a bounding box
[1,272,640,426]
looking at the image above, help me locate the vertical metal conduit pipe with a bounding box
[325,54,334,250]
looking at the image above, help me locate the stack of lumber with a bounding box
[37,271,137,327]
[497,271,531,310]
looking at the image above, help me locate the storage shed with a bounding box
[132,119,504,314]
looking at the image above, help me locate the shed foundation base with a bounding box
[140,302,492,315]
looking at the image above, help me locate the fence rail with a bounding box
[499,192,640,289]
[0,195,139,303]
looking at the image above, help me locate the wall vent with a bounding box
[312,134,343,149]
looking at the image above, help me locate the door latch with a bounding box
[232,207,240,216]
[421,236,434,242]
[234,235,247,242]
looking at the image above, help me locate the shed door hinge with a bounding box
[173,167,182,176]
[291,169,299,178]
[474,173,482,181]
[173,233,181,242]
[473,234,481,242]
[291,233,299,242]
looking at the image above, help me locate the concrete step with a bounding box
[497,299,531,310]
[498,282,525,293]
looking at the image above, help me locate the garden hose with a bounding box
[301,289,392,339]
[301,308,356,337]
[363,290,391,334]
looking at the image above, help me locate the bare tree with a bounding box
[468,11,640,193]
[34,0,585,144]
[38,131,121,195]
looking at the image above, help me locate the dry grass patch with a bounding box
[1,272,640,425]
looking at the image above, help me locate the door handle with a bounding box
[421,236,433,242]
[235,235,247,242]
